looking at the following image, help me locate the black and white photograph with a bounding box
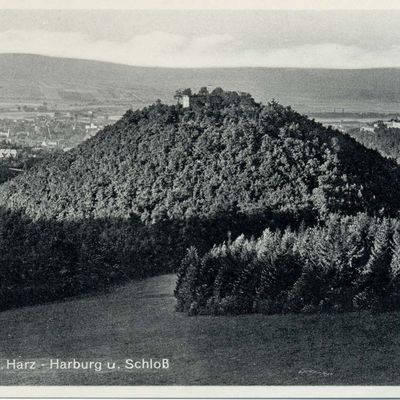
[1,0,400,394]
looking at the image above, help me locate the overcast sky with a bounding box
[1,10,400,68]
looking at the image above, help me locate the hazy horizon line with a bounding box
[4,52,400,71]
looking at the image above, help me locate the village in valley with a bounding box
[0,105,116,152]
[0,103,124,181]
[1,92,400,187]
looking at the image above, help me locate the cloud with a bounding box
[0,29,400,68]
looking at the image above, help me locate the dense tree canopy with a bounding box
[175,214,400,315]
[1,89,400,225]
[0,89,400,312]
[350,125,400,163]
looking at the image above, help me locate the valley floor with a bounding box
[0,274,398,385]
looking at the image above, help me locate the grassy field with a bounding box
[0,273,399,385]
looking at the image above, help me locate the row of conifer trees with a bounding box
[175,213,400,315]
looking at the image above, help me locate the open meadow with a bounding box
[0,274,398,385]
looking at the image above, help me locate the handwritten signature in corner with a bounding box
[298,368,333,377]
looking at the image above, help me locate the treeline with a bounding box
[175,214,400,315]
[0,88,399,311]
[0,206,303,309]
[1,89,400,223]
[0,208,191,309]
[350,125,400,162]
[0,209,145,309]
[0,144,50,184]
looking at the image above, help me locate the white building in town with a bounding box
[0,149,17,159]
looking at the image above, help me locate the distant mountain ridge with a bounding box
[2,54,400,112]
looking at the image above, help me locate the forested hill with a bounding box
[1,88,400,225]
[350,125,400,163]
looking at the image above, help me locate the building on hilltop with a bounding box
[175,87,225,109]
[179,93,209,109]
[179,95,191,108]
